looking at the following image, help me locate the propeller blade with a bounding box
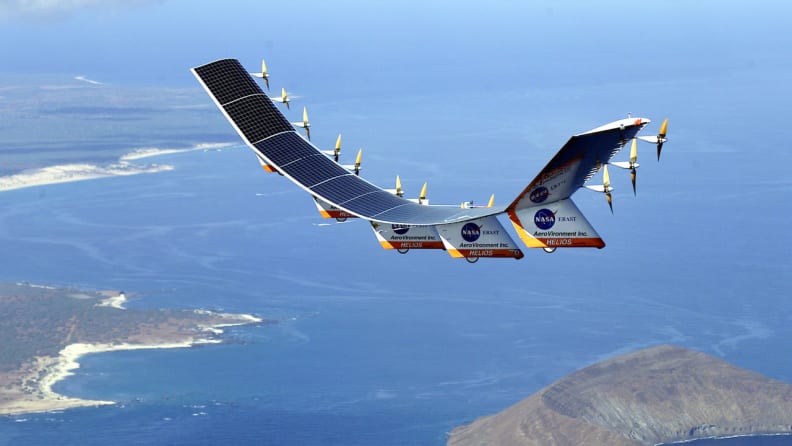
[262,59,270,90]
[395,175,403,197]
[657,118,668,161]
[487,194,495,208]
[658,117,669,139]
[603,164,613,213]
[419,182,427,204]
[334,134,342,162]
[302,107,310,140]
[630,138,637,195]
[354,149,362,175]
[282,87,290,110]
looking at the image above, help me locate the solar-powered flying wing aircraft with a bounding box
[192,59,668,263]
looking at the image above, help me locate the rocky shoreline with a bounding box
[448,346,792,446]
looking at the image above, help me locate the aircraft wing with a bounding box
[192,59,502,226]
[507,117,649,212]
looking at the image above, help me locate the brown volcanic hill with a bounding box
[448,345,792,446]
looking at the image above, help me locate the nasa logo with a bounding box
[529,186,549,203]
[391,224,410,235]
[534,209,555,230]
[460,223,481,242]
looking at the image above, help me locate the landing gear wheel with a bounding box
[543,247,557,254]
[397,248,409,254]
[335,217,347,222]
[465,257,479,264]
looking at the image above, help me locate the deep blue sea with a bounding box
[1,66,791,445]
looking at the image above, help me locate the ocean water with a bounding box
[1,69,791,444]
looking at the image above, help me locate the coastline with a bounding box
[119,142,234,161]
[658,432,792,445]
[0,311,262,417]
[0,142,235,192]
[96,292,127,310]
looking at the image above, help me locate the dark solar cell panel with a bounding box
[280,155,349,187]
[342,191,404,216]
[224,95,294,143]
[193,59,262,106]
[254,133,320,167]
[309,175,380,204]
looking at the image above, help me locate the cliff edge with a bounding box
[448,345,792,446]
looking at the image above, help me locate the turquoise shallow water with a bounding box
[0,107,790,445]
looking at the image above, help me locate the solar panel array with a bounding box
[192,59,500,225]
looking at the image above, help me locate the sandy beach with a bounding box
[96,292,127,310]
[0,311,262,416]
[0,162,174,192]
[0,142,235,193]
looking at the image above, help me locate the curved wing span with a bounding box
[192,58,668,261]
[192,59,500,226]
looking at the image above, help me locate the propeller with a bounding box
[353,149,362,175]
[272,87,291,109]
[340,148,363,174]
[332,134,341,162]
[291,107,310,140]
[418,182,428,205]
[603,165,613,213]
[386,175,404,196]
[321,134,342,161]
[250,59,270,90]
[584,164,614,213]
[487,194,495,208]
[637,118,669,161]
[611,138,640,195]
[657,117,668,161]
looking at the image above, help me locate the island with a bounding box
[448,345,792,446]
[0,282,263,416]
